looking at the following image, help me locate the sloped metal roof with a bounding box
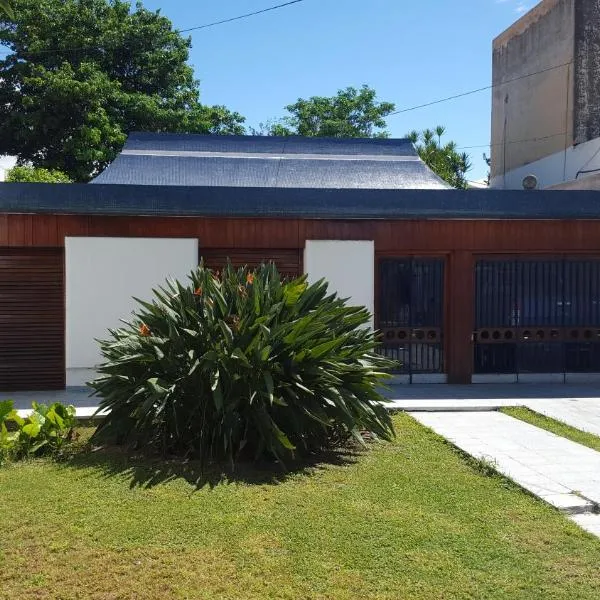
[92,132,450,189]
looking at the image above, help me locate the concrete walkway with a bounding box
[5,387,101,418]
[5,383,600,424]
[522,398,600,437]
[413,411,600,536]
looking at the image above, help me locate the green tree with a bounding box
[267,85,396,138]
[0,0,245,181]
[5,165,72,182]
[407,126,471,189]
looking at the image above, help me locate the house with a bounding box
[1,132,600,391]
[490,0,600,190]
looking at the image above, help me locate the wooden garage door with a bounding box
[0,249,65,391]
[200,248,302,279]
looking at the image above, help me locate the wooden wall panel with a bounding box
[200,248,302,278]
[3,212,600,386]
[2,214,600,253]
[302,219,600,253]
[0,248,65,390]
[445,251,475,384]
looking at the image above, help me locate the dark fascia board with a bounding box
[1,183,600,220]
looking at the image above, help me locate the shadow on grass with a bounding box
[63,442,363,490]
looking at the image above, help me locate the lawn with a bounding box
[1,414,600,600]
[502,406,600,452]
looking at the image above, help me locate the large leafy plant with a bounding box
[90,263,395,465]
[0,400,76,464]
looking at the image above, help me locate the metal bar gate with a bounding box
[378,258,445,381]
[474,257,600,380]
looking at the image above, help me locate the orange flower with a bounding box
[246,273,255,285]
[193,287,203,296]
[139,323,151,337]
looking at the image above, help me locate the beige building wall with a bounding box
[490,0,575,183]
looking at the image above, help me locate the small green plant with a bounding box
[90,263,395,465]
[0,400,19,465]
[0,400,76,463]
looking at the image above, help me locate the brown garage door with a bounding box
[0,249,65,391]
[200,248,302,279]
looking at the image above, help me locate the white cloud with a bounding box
[515,2,529,14]
[496,0,535,14]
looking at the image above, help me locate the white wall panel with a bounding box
[65,237,197,385]
[304,240,374,329]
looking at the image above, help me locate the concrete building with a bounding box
[490,0,600,190]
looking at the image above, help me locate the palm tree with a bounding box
[0,1,14,18]
[407,126,472,189]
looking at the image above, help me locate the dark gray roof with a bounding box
[2,183,600,219]
[92,132,450,189]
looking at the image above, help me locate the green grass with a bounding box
[502,406,600,452]
[1,414,600,599]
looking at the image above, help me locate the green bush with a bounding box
[90,263,395,465]
[5,165,72,183]
[0,400,76,464]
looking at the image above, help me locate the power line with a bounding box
[389,61,573,116]
[179,0,307,33]
[0,0,308,57]
[457,131,568,151]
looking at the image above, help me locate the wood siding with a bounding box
[0,248,65,390]
[3,215,600,253]
[200,248,302,278]
[2,214,600,384]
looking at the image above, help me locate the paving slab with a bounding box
[4,387,95,409]
[411,411,600,515]
[520,398,600,437]
[571,513,600,537]
[384,383,600,401]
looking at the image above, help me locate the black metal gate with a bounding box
[474,257,600,378]
[378,258,445,378]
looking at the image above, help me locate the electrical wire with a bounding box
[575,143,600,179]
[178,0,307,33]
[388,61,573,116]
[0,0,308,57]
[457,131,568,150]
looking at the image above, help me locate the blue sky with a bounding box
[140,0,537,181]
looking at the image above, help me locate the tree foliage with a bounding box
[90,263,394,465]
[266,85,396,138]
[407,126,471,189]
[0,0,245,181]
[261,88,472,188]
[5,165,72,182]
